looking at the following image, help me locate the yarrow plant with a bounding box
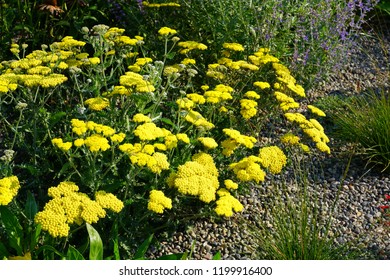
[0,24,331,258]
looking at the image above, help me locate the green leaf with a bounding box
[133,234,153,260]
[66,246,85,260]
[0,206,23,255]
[0,242,10,259]
[49,111,66,128]
[25,192,38,220]
[86,223,103,260]
[35,245,65,259]
[112,221,120,260]
[212,251,222,260]
[30,224,41,253]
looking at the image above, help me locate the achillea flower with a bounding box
[240,99,258,119]
[110,133,126,143]
[214,188,243,217]
[173,153,219,203]
[178,41,207,54]
[0,176,20,206]
[35,181,123,238]
[224,179,238,190]
[132,113,152,123]
[184,110,215,130]
[147,190,172,214]
[176,98,195,110]
[223,43,245,52]
[229,156,266,183]
[258,146,287,174]
[148,152,170,174]
[244,91,261,99]
[134,122,165,141]
[281,133,300,145]
[71,119,88,135]
[158,27,177,36]
[253,81,271,90]
[95,191,124,213]
[198,137,218,149]
[84,97,110,111]
[181,58,196,65]
[84,134,110,152]
[307,105,326,117]
[52,138,72,152]
[186,93,206,104]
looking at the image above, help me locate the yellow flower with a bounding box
[0,176,20,206]
[132,113,152,123]
[173,153,219,203]
[307,105,326,117]
[158,27,177,36]
[224,179,238,190]
[253,81,271,90]
[95,191,124,213]
[74,138,85,147]
[134,122,165,141]
[88,57,101,65]
[229,156,265,183]
[84,134,110,152]
[215,188,244,217]
[51,138,72,152]
[110,133,126,143]
[222,42,244,52]
[147,190,172,214]
[280,133,300,145]
[258,146,287,174]
[85,97,110,111]
[71,119,88,135]
[198,137,218,149]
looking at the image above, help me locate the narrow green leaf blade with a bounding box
[25,192,38,220]
[67,246,85,260]
[86,223,103,260]
[133,234,153,260]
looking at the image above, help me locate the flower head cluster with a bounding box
[204,84,234,104]
[197,137,218,149]
[119,142,170,174]
[158,27,178,36]
[147,190,172,214]
[0,176,20,206]
[84,97,110,111]
[229,156,266,183]
[221,128,257,156]
[258,146,287,174]
[35,181,123,237]
[214,188,244,217]
[143,1,180,8]
[284,112,330,153]
[240,98,258,119]
[169,152,219,203]
[249,48,279,65]
[184,110,215,130]
[119,71,155,93]
[178,41,207,54]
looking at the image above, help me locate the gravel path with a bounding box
[146,21,390,260]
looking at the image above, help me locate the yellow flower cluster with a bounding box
[214,188,243,217]
[52,138,73,152]
[217,57,259,71]
[158,27,178,36]
[274,91,300,111]
[249,48,279,65]
[178,41,207,54]
[222,43,245,52]
[229,156,266,183]
[273,63,305,97]
[119,142,170,174]
[84,97,110,111]
[169,152,219,203]
[221,128,257,156]
[147,190,172,214]
[240,99,258,119]
[34,181,123,237]
[253,81,271,90]
[280,133,301,145]
[198,137,218,149]
[284,112,330,153]
[119,71,155,93]
[204,84,234,104]
[184,110,215,130]
[53,119,125,154]
[0,176,20,206]
[258,146,287,174]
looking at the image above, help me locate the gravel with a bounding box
[146,22,390,260]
